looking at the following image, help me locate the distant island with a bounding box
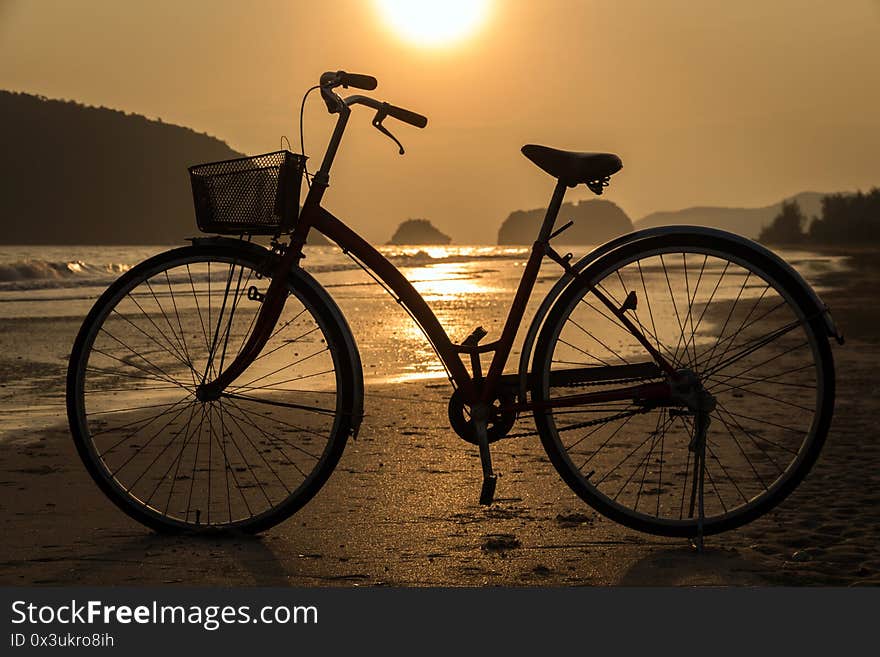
[0,91,328,245]
[388,218,451,245]
[634,192,828,239]
[498,199,632,244]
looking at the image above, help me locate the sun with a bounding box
[375,0,492,47]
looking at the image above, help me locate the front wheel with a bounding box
[532,232,835,537]
[67,241,361,534]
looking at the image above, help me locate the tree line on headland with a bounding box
[758,189,880,245]
[0,90,244,244]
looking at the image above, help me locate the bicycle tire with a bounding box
[67,241,361,534]
[531,232,835,537]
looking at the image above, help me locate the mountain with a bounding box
[388,219,451,244]
[0,90,327,245]
[498,199,633,245]
[633,192,828,239]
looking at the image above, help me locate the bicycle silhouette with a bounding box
[67,71,841,547]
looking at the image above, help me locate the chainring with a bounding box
[447,389,517,445]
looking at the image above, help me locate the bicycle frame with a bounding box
[199,91,677,412]
[307,188,562,404]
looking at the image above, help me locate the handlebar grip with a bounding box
[320,70,378,91]
[340,72,377,90]
[385,103,428,129]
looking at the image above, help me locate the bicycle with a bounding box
[67,71,842,544]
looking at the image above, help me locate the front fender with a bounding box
[517,225,843,399]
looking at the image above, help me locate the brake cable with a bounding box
[298,84,321,188]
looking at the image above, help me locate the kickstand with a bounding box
[474,415,497,505]
[688,412,709,553]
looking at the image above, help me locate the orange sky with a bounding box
[2,0,879,243]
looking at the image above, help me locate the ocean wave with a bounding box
[385,249,524,267]
[0,247,526,292]
[0,259,131,283]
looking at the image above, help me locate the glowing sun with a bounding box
[375,0,492,47]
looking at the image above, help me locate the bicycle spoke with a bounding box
[109,308,194,375]
[557,337,613,367]
[220,392,336,416]
[701,270,752,370]
[143,401,202,507]
[692,298,788,374]
[706,362,817,393]
[659,254,689,367]
[92,335,190,393]
[217,402,297,495]
[223,398,324,459]
[144,277,191,369]
[630,410,671,509]
[96,394,196,457]
[636,259,661,356]
[594,412,674,487]
[220,399,310,482]
[229,347,330,392]
[123,292,194,374]
[539,240,830,532]
[164,270,198,387]
[566,317,630,365]
[227,400,326,461]
[577,410,639,472]
[700,283,771,376]
[186,263,211,353]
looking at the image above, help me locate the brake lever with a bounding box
[372,110,405,155]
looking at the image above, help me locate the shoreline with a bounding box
[0,246,877,586]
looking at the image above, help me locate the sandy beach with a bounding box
[0,247,877,587]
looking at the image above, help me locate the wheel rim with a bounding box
[540,244,829,531]
[72,251,343,530]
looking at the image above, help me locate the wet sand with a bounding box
[0,253,878,586]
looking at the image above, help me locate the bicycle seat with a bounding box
[521,144,622,187]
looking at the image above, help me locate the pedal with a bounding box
[462,325,488,346]
[462,326,488,379]
[479,474,498,505]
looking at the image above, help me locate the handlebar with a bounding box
[320,70,427,129]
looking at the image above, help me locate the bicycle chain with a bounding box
[502,374,662,439]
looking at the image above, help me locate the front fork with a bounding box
[196,240,301,402]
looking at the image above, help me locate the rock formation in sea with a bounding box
[388,219,452,245]
[497,199,633,245]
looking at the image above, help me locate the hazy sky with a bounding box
[2,0,879,243]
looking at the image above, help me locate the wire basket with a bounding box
[189,150,306,235]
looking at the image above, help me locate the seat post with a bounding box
[537,180,569,243]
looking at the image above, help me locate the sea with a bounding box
[0,242,850,383]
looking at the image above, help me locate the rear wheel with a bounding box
[67,242,359,533]
[532,233,835,537]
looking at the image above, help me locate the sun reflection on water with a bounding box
[402,263,490,300]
